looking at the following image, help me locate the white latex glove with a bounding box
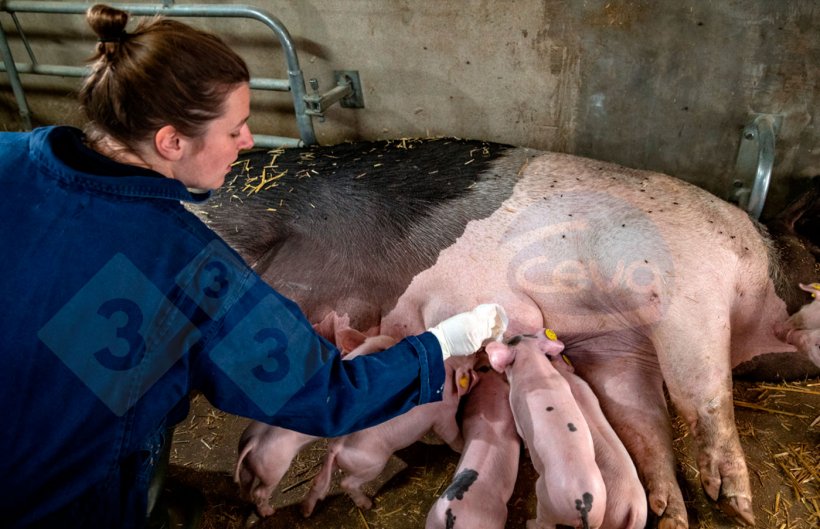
[428,304,509,360]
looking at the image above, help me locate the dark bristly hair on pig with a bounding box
[80,3,250,149]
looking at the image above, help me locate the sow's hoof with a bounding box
[718,495,755,527]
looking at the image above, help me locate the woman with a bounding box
[0,5,506,528]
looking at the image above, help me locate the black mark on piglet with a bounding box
[445,507,456,529]
[443,469,479,501]
[576,492,594,529]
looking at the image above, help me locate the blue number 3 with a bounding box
[94,298,146,371]
[251,328,290,383]
[203,260,229,299]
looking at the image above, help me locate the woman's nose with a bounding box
[240,124,254,150]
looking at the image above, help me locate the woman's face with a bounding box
[177,83,254,190]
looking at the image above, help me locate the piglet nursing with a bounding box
[487,331,606,529]
[549,355,647,529]
[425,366,520,529]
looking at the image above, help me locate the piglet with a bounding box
[776,282,820,366]
[234,329,396,517]
[235,422,319,517]
[486,331,606,529]
[550,355,647,529]
[300,356,477,516]
[425,365,520,529]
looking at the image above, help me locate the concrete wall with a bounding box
[1,0,817,218]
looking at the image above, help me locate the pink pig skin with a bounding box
[301,356,477,516]
[234,331,396,517]
[550,356,648,529]
[487,333,606,529]
[235,422,319,517]
[776,283,820,366]
[425,368,520,529]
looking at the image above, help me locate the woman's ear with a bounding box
[154,125,185,161]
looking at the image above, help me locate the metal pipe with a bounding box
[304,80,354,116]
[252,134,302,148]
[10,12,34,63]
[0,62,292,92]
[0,1,316,145]
[0,20,31,128]
[745,114,776,220]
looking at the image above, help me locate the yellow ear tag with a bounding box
[561,354,573,367]
[544,328,557,340]
[459,374,469,389]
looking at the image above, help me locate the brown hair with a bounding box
[80,4,250,148]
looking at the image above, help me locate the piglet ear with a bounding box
[485,342,513,373]
[798,283,820,298]
[336,328,369,355]
[453,366,476,397]
[537,329,566,356]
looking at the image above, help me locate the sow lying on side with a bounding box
[193,138,820,529]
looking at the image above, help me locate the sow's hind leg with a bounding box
[652,300,755,527]
[565,341,686,529]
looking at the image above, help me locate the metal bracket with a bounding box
[731,113,782,219]
[333,70,365,108]
[304,70,364,120]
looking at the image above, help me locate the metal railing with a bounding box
[0,0,348,147]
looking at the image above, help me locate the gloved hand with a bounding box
[428,304,509,360]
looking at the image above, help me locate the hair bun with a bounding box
[97,31,128,44]
[87,4,129,43]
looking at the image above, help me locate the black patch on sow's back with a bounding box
[204,138,516,260]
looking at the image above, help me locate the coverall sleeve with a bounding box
[190,262,446,437]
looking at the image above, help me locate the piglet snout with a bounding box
[485,341,514,373]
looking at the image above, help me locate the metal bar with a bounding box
[0,61,292,92]
[745,115,776,220]
[0,1,316,144]
[732,114,778,220]
[304,81,353,116]
[0,20,31,128]
[252,134,302,148]
[10,12,35,63]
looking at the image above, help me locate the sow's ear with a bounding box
[485,341,514,373]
